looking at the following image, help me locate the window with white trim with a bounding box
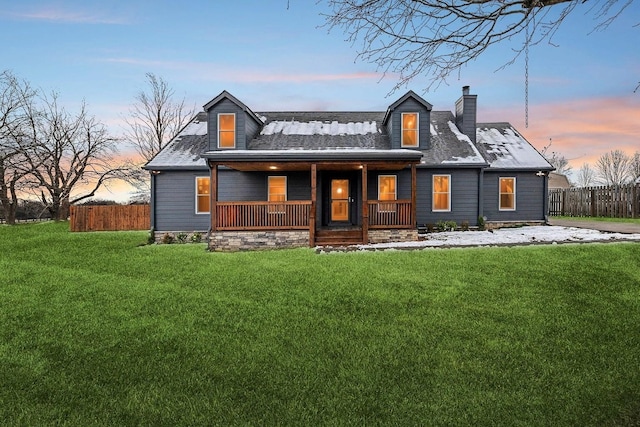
[401,112,418,147]
[218,113,235,148]
[432,175,451,212]
[268,176,287,213]
[499,177,516,211]
[196,177,210,214]
[378,175,397,212]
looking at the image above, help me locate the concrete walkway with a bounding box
[548,218,640,234]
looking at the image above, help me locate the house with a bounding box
[144,86,554,250]
[548,172,571,190]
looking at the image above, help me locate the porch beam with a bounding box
[411,163,417,228]
[310,163,317,247]
[210,162,218,232]
[362,164,369,244]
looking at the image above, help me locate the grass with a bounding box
[552,215,640,224]
[1,222,640,426]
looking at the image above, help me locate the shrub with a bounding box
[147,228,156,245]
[426,223,435,233]
[478,216,486,231]
[190,232,203,243]
[461,220,469,231]
[176,232,188,244]
[161,233,175,244]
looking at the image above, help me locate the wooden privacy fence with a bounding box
[70,205,150,231]
[549,184,639,218]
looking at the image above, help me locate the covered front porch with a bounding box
[205,150,422,249]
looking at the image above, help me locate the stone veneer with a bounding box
[368,229,418,244]
[209,230,309,251]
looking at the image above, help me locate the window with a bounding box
[432,175,451,211]
[499,177,516,211]
[378,175,397,212]
[218,113,235,148]
[401,112,418,147]
[196,177,210,214]
[268,176,287,213]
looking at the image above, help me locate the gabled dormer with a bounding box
[382,90,432,150]
[203,90,264,151]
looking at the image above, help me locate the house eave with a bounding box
[201,149,424,163]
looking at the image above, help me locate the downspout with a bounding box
[150,171,157,231]
[543,171,549,223]
[478,168,484,226]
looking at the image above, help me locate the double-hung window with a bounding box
[378,175,397,212]
[218,113,236,148]
[432,175,451,212]
[195,177,210,214]
[268,176,287,213]
[401,112,418,147]
[499,177,516,210]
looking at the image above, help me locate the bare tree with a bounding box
[541,139,572,175]
[575,163,596,188]
[322,0,636,92]
[595,149,633,186]
[22,93,123,220]
[631,151,640,182]
[124,73,195,162]
[0,70,37,224]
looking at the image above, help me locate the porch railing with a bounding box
[216,201,312,230]
[368,200,413,228]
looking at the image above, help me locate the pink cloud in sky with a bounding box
[484,96,640,169]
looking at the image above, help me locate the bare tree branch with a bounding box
[124,73,195,162]
[321,0,636,93]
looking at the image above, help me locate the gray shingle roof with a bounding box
[144,109,552,171]
[249,112,389,150]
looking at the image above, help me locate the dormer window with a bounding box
[401,112,418,147]
[218,113,236,148]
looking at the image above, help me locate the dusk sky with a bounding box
[1,1,638,200]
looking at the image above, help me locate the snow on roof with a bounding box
[261,120,379,136]
[476,125,553,170]
[143,116,208,170]
[440,121,485,164]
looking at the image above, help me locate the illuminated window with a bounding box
[268,176,287,214]
[401,112,418,147]
[196,177,210,214]
[499,177,516,211]
[432,175,450,212]
[378,175,397,212]
[218,113,235,148]
[268,176,287,202]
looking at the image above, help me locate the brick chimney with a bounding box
[455,85,477,144]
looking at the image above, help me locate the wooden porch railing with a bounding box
[216,201,312,230]
[368,200,413,228]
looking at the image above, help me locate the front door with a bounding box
[331,179,350,222]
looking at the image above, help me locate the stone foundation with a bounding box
[368,228,418,244]
[209,230,309,251]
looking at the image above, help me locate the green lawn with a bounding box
[1,222,639,426]
[552,215,640,224]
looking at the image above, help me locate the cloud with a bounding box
[483,95,640,168]
[4,6,128,24]
[101,57,380,83]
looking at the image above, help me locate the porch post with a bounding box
[310,163,317,247]
[362,164,369,244]
[210,162,218,232]
[411,163,417,228]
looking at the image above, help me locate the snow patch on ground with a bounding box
[320,226,640,252]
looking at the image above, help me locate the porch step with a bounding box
[314,229,364,246]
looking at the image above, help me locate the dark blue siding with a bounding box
[154,170,211,232]
[482,172,546,221]
[388,98,431,150]
[416,168,480,226]
[207,99,248,150]
[218,170,311,201]
[367,170,412,200]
